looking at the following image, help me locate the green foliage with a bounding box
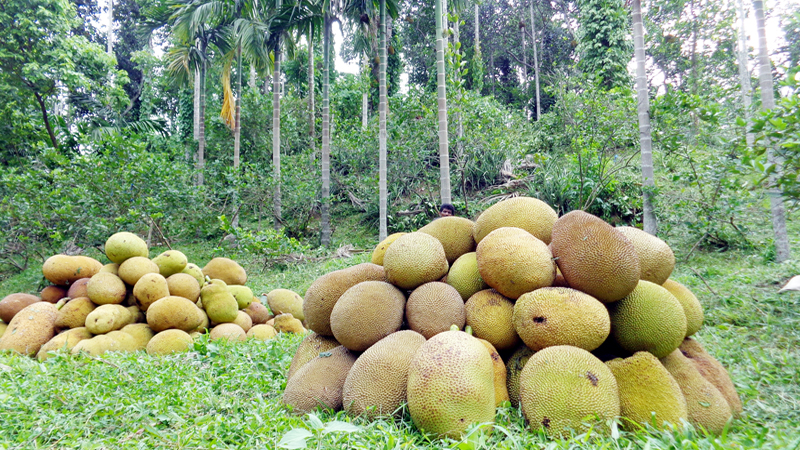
[653,87,758,251]
[528,78,640,223]
[277,413,363,449]
[0,0,129,151]
[575,0,632,90]
[218,216,310,266]
[744,69,800,209]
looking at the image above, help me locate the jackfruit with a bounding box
[419,216,477,264]
[477,338,510,406]
[247,324,278,340]
[37,327,93,360]
[519,345,620,438]
[473,196,558,245]
[446,252,488,301]
[201,280,238,324]
[40,285,67,304]
[84,304,133,334]
[616,226,675,285]
[550,210,640,303]
[342,330,426,419]
[286,332,341,380]
[513,287,609,352]
[228,285,255,310]
[105,232,149,264]
[330,281,405,351]
[266,288,304,321]
[244,301,272,325]
[42,255,103,285]
[165,273,201,303]
[146,329,194,355]
[506,345,535,408]
[606,351,688,430]
[0,293,40,323]
[283,345,357,413]
[202,257,247,285]
[465,289,519,351]
[133,272,170,311]
[86,272,127,305]
[54,297,96,330]
[407,330,495,439]
[146,296,202,332]
[609,280,687,358]
[660,349,732,435]
[405,281,465,339]
[0,302,58,356]
[274,313,306,333]
[370,232,405,265]
[383,232,449,290]
[151,250,188,277]
[303,263,385,336]
[66,278,91,300]
[119,323,155,350]
[679,338,742,417]
[663,279,704,337]
[476,227,555,299]
[118,256,160,286]
[209,323,247,341]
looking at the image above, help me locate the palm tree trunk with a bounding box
[454,17,466,208]
[234,45,242,170]
[273,29,282,229]
[308,23,316,153]
[378,0,388,242]
[632,0,657,235]
[521,19,528,118]
[737,0,753,147]
[197,59,206,186]
[753,0,790,262]
[435,0,451,205]
[232,44,242,228]
[193,68,200,141]
[321,13,332,246]
[530,1,541,120]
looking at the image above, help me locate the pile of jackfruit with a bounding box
[284,196,742,439]
[0,232,306,359]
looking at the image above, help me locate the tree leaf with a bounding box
[322,421,363,434]
[277,428,313,449]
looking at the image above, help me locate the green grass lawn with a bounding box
[2,212,800,449]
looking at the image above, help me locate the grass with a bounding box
[1,211,800,449]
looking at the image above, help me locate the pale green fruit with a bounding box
[152,250,188,277]
[105,232,148,264]
[227,285,254,309]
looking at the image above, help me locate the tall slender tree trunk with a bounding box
[378,0,388,242]
[234,45,242,169]
[272,3,282,229]
[232,44,242,228]
[308,23,316,154]
[197,59,206,186]
[362,93,368,130]
[737,0,754,147]
[454,18,466,209]
[107,0,114,54]
[320,13,332,246]
[521,20,528,118]
[474,4,479,53]
[632,0,657,235]
[530,1,540,120]
[435,0,451,205]
[753,0,790,262]
[193,68,200,141]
